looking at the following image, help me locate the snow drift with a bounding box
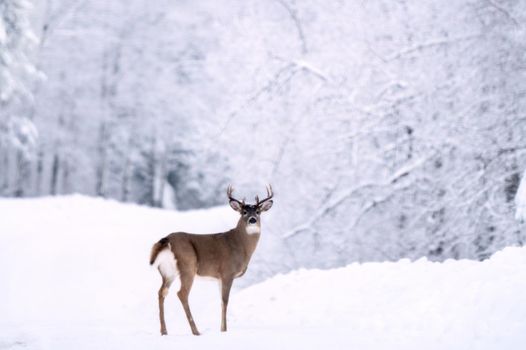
[0,196,525,350]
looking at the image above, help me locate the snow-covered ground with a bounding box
[1,196,525,350]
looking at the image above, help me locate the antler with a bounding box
[227,185,245,206]
[255,184,273,207]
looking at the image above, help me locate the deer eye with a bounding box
[242,210,247,215]
[256,210,261,215]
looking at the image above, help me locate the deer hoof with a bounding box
[161,330,168,336]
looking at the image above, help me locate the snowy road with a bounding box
[1,196,525,349]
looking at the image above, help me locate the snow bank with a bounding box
[233,248,526,349]
[1,196,525,350]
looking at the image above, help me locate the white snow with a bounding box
[1,196,525,350]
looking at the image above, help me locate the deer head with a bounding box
[227,185,273,234]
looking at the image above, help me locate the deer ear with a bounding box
[259,200,273,212]
[230,200,242,212]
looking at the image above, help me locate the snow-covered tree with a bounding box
[0,0,36,104]
[0,0,38,196]
[1,0,525,280]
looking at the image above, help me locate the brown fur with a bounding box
[150,186,273,336]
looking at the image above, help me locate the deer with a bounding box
[149,185,274,336]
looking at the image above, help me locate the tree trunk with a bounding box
[14,150,29,197]
[95,123,107,197]
[50,152,60,195]
[62,156,70,194]
[121,154,130,202]
[35,148,44,195]
[155,151,167,208]
[1,146,10,195]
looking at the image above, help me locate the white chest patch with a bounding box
[246,225,261,235]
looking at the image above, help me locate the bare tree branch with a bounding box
[485,0,520,27]
[276,0,308,55]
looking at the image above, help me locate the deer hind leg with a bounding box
[158,276,172,335]
[156,248,177,335]
[221,277,234,332]
[178,270,200,335]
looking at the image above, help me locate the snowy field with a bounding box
[1,196,525,350]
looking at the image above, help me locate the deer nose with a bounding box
[248,217,257,224]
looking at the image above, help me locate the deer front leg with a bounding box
[221,277,234,332]
[177,272,200,336]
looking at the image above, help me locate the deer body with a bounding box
[150,186,273,336]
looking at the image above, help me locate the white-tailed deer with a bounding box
[150,185,274,335]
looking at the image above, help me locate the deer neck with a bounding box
[233,219,261,257]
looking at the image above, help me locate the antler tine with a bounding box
[267,184,273,198]
[256,184,274,206]
[227,185,244,205]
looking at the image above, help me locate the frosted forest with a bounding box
[2,1,526,349]
[3,0,526,273]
